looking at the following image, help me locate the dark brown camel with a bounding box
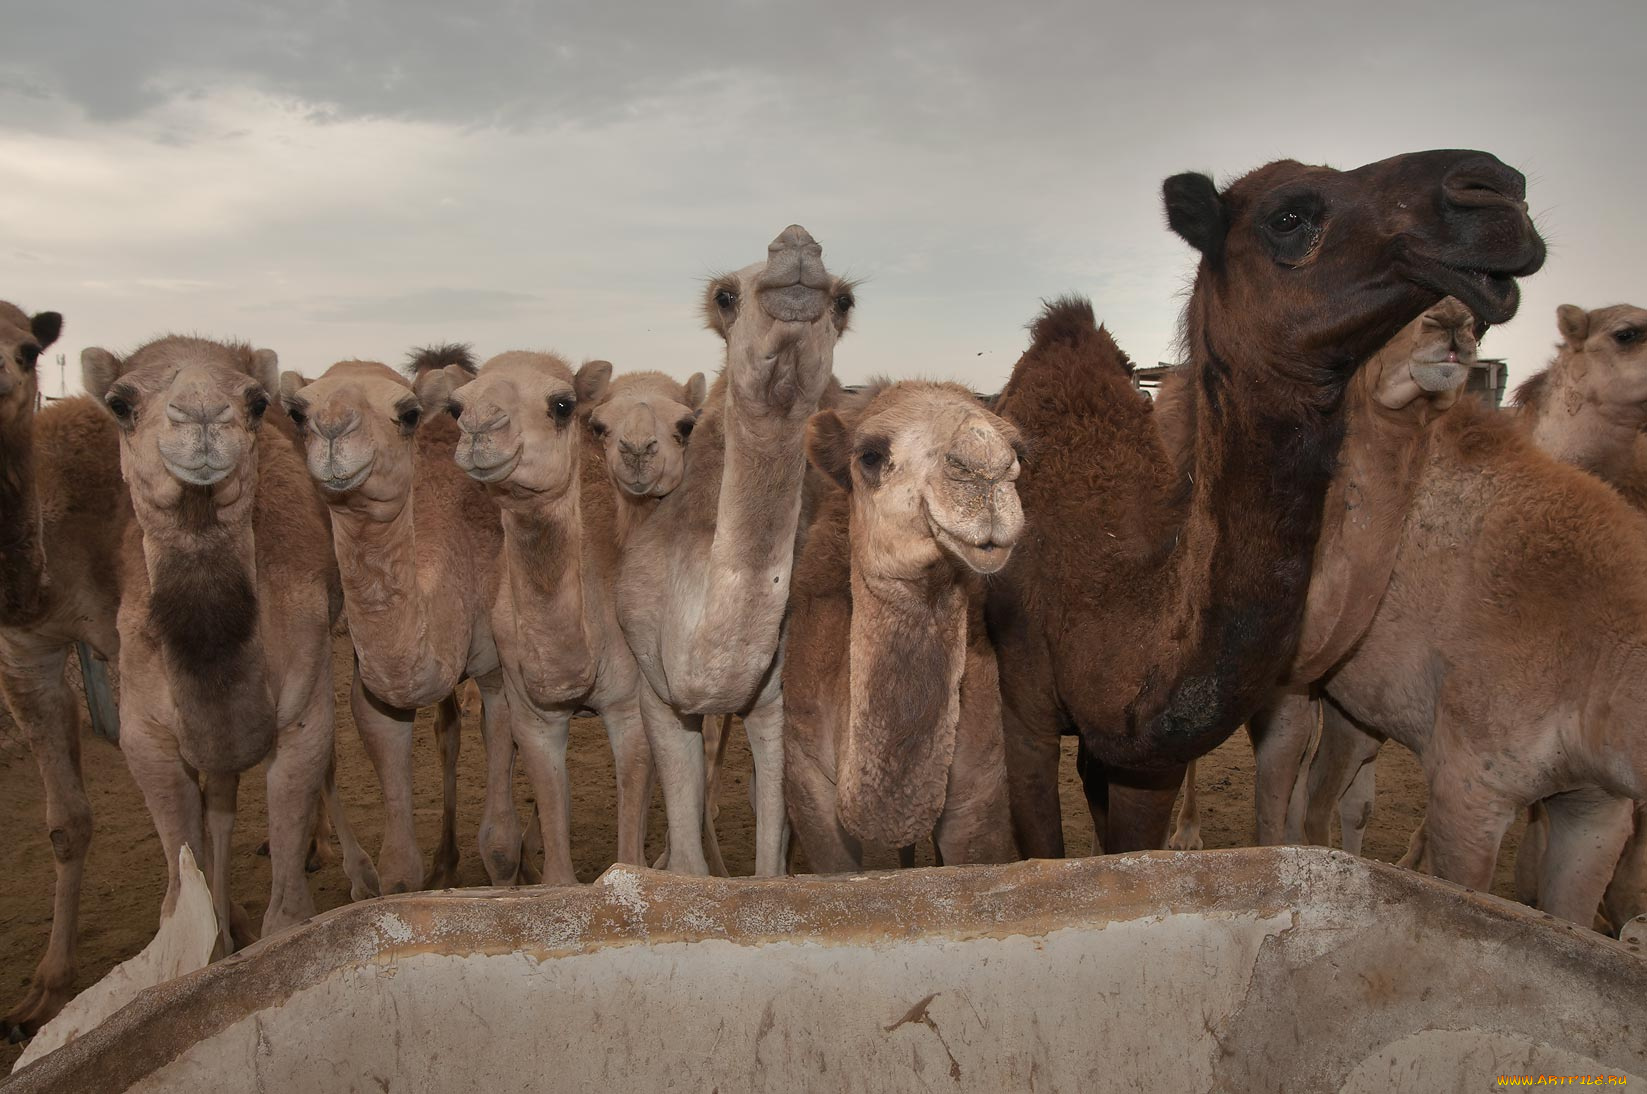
[0,303,131,1038]
[988,150,1546,858]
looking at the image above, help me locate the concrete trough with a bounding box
[6,847,1645,1092]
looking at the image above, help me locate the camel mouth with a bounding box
[931,521,1016,575]
[618,475,660,497]
[320,459,374,494]
[1409,360,1469,393]
[462,445,522,485]
[161,455,234,487]
[759,284,828,324]
[1402,253,1528,326]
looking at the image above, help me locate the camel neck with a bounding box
[328,493,468,707]
[611,488,659,552]
[1127,325,1349,764]
[1529,390,1647,488]
[495,484,596,707]
[836,560,970,847]
[0,411,47,625]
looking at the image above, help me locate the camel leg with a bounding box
[741,692,790,877]
[202,773,239,957]
[262,686,331,938]
[349,672,423,895]
[639,678,708,875]
[1103,765,1185,853]
[0,640,93,1036]
[473,671,525,885]
[426,692,462,889]
[1602,803,1647,931]
[600,694,654,869]
[1167,761,1202,851]
[1513,803,1547,904]
[1002,692,1065,859]
[503,679,576,887]
[932,645,1017,866]
[1302,701,1382,847]
[1337,756,1376,857]
[1395,819,1428,871]
[1421,763,1515,894]
[702,714,731,877]
[783,740,863,875]
[1074,736,1106,853]
[1536,786,1635,927]
[322,752,379,901]
[1249,692,1317,845]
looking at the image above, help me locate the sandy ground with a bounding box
[0,637,1526,1072]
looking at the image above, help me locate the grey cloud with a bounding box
[258,287,542,325]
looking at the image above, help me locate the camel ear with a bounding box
[81,347,121,400]
[30,312,62,349]
[1162,172,1226,262]
[277,371,309,400]
[683,372,707,410]
[806,409,854,491]
[413,365,456,415]
[248,348,279,394]
[575,360,613,405]
[1557,305,1590,349]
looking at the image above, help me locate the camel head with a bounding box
[82,336,277,505]
[1367,297,1479,412]
[807,381,1025,579]
[431,352,611,504]
[704,225,855,415]
[588,370,707,498]
[1164,150,1544,380]
[279,360,444,513]
[0,302,62,428]
[1551,303,1647,413]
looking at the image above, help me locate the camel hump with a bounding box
[404,342,477,379]
[1028,297,1133,375]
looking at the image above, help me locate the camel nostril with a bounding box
[770,224,816,252]
[1442,156,1526,207]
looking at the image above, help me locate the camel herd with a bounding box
[16,143,1647,1044]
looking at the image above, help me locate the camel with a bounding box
[422,350,657,882]
[279,354,528,893]
[0,303,128,1037]
[783,380,1024,871]
[1162,298,1482,853]
[616,224,856,875]
[79,335,339,956]
[989,150,1546,859]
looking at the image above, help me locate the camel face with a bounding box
[589,371,706,498]
[704,225,854,413]
[809,382,1024,579]
[84,337,275,501]
[1555,303,1647,412]
[0,302,61,426]
[1371,297,1478,411]
[444,352,609,501]
[1164,150,1544,366]
[281,360,425,506]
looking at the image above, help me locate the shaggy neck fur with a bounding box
[494,452,595,708]
[135,458,274,775]
[1524,370,1647,507]
[836,560,971,847]
[0,411,48,625]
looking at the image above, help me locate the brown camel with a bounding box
[783,380,1024,871]
[1263,301,1647,924]
[1163,298,1481,853]
[989,151,1545,859]
[0,303,127,1036]
[79,335,340,955]
[279,355,527,892]
[423,351,656,882]
[616,225,856,875]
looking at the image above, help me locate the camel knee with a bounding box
[48,808,93,864]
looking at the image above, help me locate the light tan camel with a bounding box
[616,225,856,875]
[279,358,528,892]
[80,335,339,955]
[422,351,656,881]
[1165,299,1480,853]
[0,303,127,1037]
[784,380,1024,871]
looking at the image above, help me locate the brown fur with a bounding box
[990,151,1545,859]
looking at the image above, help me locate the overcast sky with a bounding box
[3,1,1643,399]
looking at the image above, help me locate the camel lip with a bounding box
[618,476,659,497]
[759,284,828,323]
[319,460,373,494]
[931,520,1017,575]
[462,445,522,485]
[161,456,233,487]
[1402,255,1522,325]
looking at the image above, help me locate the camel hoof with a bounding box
[254,840,270,858]
[1168,829,1203,852]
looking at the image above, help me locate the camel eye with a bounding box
[397,406,422,431]
[550,395,575,423]
[1615,328,1641,346]
[248,394,269,420]
[1269,210,1303,234]
[285,403,308,429]
[714,289,737,311]
[834,294,855,314]
[18,344,41,370]
[589,418,608,439]
[675,415,695,440]
[446,401,463,420]
[105,389,136,425]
